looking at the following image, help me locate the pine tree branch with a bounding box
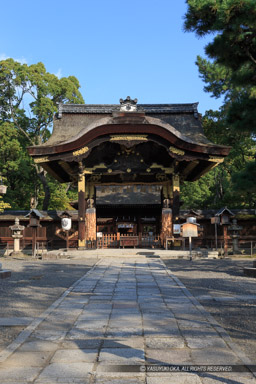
[246,49,256,65]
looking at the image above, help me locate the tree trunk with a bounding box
[37,170,50,210]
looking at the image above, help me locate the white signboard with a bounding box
[61,217,72,231]
[182,223,198,238]
[173,224,181,234]
[97,232,103,238]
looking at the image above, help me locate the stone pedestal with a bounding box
[85,207,96,242]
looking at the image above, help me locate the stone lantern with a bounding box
[228,219,243,254]
[9,217,25,256]
[215,207,234,257]
[26,209,44,257]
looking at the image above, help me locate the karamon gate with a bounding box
[28,97,230,248]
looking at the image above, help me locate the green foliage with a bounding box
[0,196,11,213]
[182,0,256,209]
[36,177,77,211]
[0,59,84,210]
[185,0,256,134]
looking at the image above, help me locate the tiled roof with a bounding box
[58,103,199,117]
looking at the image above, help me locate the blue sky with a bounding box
[0,0,222,114]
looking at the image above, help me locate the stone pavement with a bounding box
[0,257,255,384]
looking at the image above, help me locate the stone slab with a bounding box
[190,347,242,364]
[61,339,103,349]
[32,330,67,341]
[99,348,145,363]
[2,351,51,367]
[51,349,98,363]
[0,366,40,382]
[146,374,202,383]
[37,362,94,379]
[0,270,11,279]
[67,328,105,339]
[103,338,144,349]
[95,378,145,384]
[0,317,34,326]
[146,348,192,364]
[19,340,59,352]
[145,337,185,349]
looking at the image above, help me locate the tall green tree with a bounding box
[184,0,256,135]
[0,59,84,209]
[181,0,256,208]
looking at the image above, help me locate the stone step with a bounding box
[244,267,256,278]
[43,248,209,259]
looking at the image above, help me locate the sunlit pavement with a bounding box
[0,256,255,384]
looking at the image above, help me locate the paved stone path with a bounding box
[0,257,255,384]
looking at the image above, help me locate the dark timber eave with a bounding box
[27,102,231,183]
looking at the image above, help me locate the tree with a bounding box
[184,0,256,84]
[232,161,256,207]
[0,59,84,210]
[0,121,35,209]
[0,197,10,213]
[184,0,256,135]
[181,1,256,209]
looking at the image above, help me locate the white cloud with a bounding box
[0,53,27,64]
[55,68,62,79]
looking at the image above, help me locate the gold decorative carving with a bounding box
[150,163,173,174]
[156,174,167,181]
[146,168,151,173]
[127,168,131,173]
[73,146,89,156]
[172,174,180,192]
[34,157,49,163]
[89,175,101,183]
[110,135,148,141]
[107,169,112,173]
[78,174,85,193]
[169,146,185,156]
[83,163,107,174]
[208,156,224,163]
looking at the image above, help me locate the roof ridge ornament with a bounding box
[119,96,138,112]
[57,102,63,119]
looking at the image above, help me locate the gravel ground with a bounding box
[162,257,256,363]
[0,256,98,351]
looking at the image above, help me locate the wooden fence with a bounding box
[96,233,161,249]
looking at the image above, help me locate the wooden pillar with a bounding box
[223,225,228,257]
[78,173,86,248]
[85,206,97,242]
[85,184,97,244]
[161,207,173,247]
[172,174,180,223]
[32,227,37,257]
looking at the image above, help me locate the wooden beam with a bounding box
[182,161,199,179]
[191,162,218,181]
